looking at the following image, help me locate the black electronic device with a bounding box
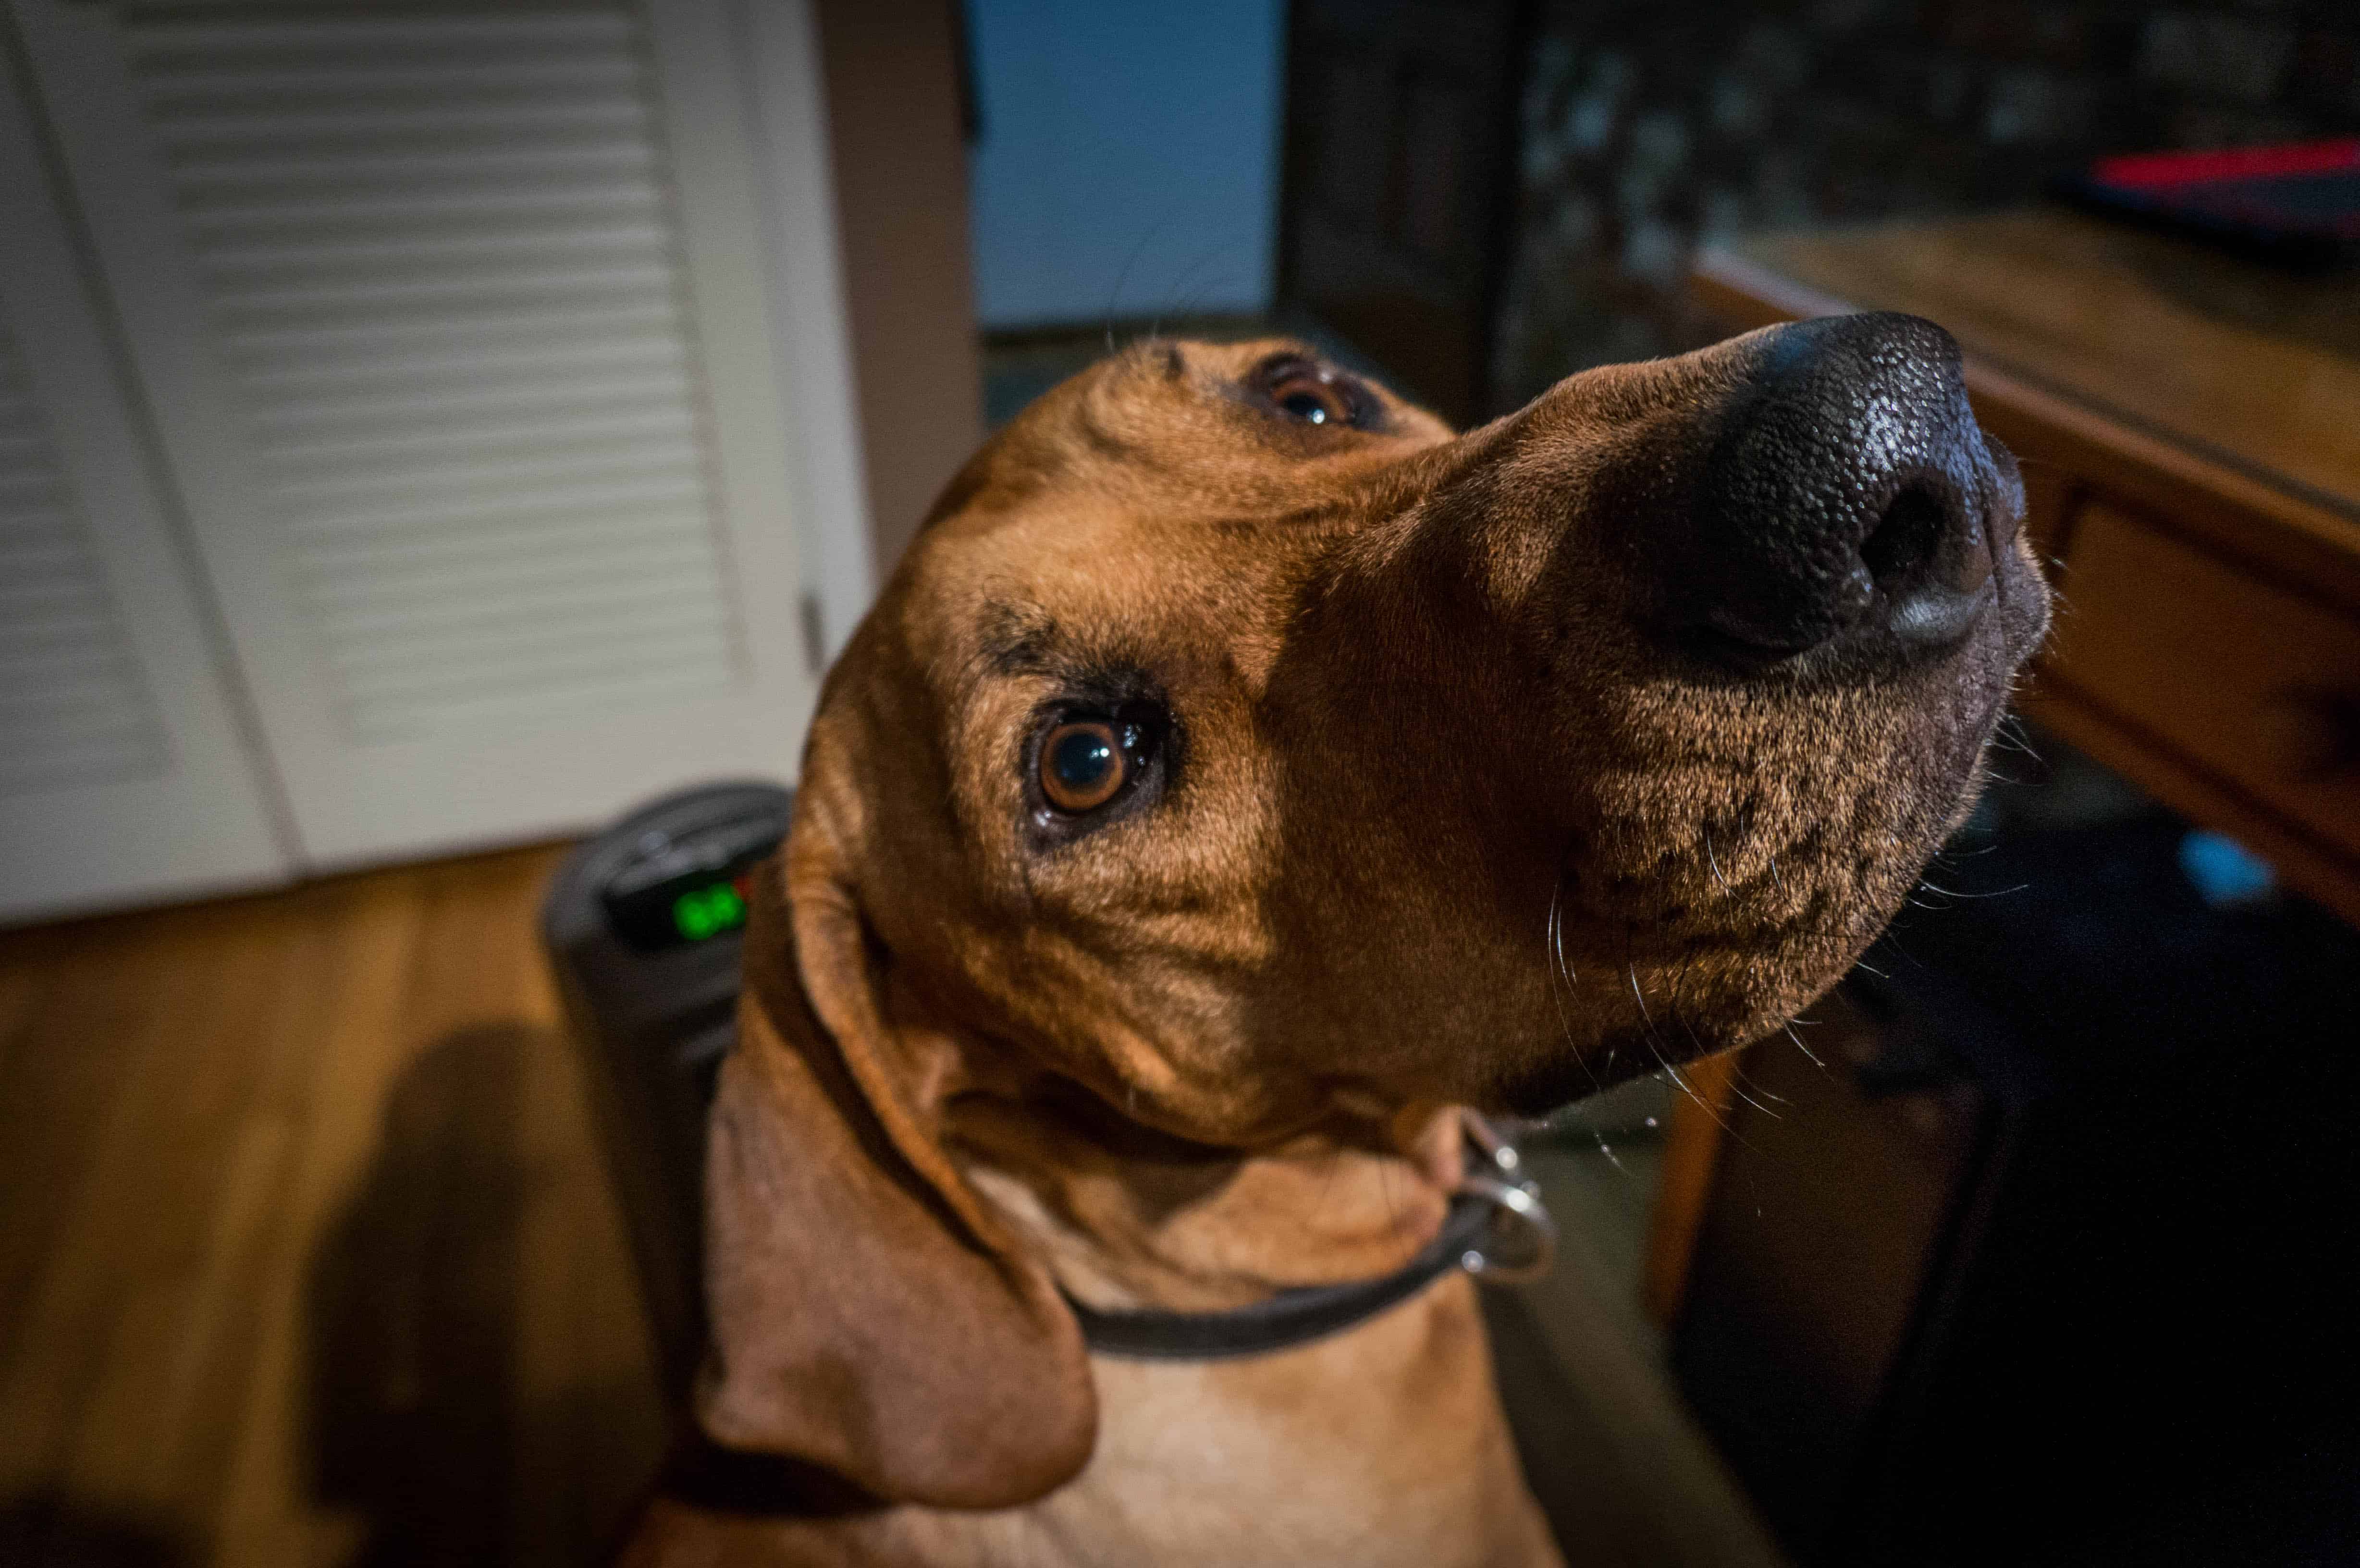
[542,780,792,1396]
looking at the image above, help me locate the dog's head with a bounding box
[700,316,2050,1505]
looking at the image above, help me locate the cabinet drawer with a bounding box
[2046,502,2360,865]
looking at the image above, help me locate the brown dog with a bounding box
[622,316,2050,1565]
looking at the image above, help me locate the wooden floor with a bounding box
[0,845,667,1568]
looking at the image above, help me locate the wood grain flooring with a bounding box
[0,845,667,1568]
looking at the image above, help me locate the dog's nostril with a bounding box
[1860,484,1949,596]
[1670,312,2004,669]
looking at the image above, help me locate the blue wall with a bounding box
[965,0,1284,330]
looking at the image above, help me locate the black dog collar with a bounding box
[1069,1127,1556,1362]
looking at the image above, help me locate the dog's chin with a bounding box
[1495,850,1932,1119]
[1487,1039,1642,1119]
[1485,969,1811,1116]
[1482,1013,1769,1118]
[1484,983,1812,1118]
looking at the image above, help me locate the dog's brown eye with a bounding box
[1027,702,1168,842]
[1041,720,1127,812]
[1269,372,1352,427]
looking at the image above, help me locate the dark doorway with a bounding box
[1277,0,1534,424]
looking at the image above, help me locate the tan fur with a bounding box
[623,333,2051,1565]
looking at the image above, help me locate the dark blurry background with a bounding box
[1495,0,2360,397]
[968,2,2360,423]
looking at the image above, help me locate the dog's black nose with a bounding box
[1672,312,2011,668]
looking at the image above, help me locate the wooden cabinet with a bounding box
[2047,499,2360,874]
[0,0,870,920]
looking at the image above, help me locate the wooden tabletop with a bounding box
[1696,209,2360,527]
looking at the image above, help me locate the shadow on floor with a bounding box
[0,1493,188,1568]
[307,1023,662,1566]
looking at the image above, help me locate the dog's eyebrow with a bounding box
[980,601,1063,676]
[978,603,1151,699]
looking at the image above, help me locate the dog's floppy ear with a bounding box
[694,831,1097,1508]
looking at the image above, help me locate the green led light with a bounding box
[672,882,747,942]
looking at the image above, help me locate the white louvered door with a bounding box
[0,58,288,922]
[13,0,848,867]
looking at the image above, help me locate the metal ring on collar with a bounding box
[1453,1171,1558,1285]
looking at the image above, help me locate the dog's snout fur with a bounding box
[641,323,2052,1559]
[1421,311,2018,676]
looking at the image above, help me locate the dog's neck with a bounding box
[945,1074,1464,1314]
[860,962,1463,1312]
